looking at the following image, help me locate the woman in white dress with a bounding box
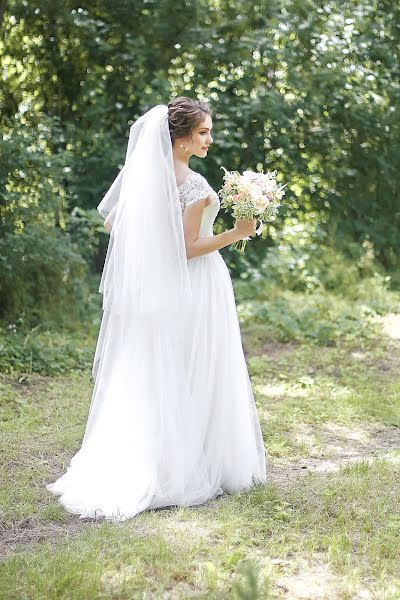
[46,97,267,521]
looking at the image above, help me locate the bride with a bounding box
[46,96,267,521]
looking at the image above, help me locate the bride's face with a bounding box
[181,114,213,159]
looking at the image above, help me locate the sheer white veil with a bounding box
[91,104,193,382]
[97,104,192,318]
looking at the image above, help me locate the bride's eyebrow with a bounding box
[199,126,213,131]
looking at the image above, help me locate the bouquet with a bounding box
[218,166,287,252]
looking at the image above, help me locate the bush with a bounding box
[235,218,396,303]
[0,325,95,376]
[0,224,90,326]
[236,288,384,346]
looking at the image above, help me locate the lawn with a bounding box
[0,286,399,599]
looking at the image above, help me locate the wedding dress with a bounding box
[46,108,266,522]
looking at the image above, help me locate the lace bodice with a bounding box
[177,170,220,237]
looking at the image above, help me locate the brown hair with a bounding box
[168,96,213,146]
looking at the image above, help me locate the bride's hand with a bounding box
[233,218,257,239]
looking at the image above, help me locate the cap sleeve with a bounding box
[180,173,210,208]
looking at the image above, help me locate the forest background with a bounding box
[1,0,398,340]
[1,2,400,597]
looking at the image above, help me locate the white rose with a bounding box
[250,185,263,200]
[254,196,269,212]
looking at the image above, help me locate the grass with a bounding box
[0,282,400,598]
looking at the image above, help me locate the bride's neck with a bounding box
[172,147,191,169]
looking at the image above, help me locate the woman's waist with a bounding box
[187,248,222,263]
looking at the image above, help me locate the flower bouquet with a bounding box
[218,166,287,252]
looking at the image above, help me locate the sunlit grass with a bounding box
[1,281,400,597]
[0,461,399,598]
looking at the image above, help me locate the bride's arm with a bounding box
[103,205,117,232]
[183,197,256,259]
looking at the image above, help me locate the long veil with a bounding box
[89,102,193,419]
[95,105,192,323]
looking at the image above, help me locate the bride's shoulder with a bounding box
[189,170,210,187]
[178,170,209,191]
[178,170,213,208]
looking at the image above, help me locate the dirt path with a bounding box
[269,422,400,483]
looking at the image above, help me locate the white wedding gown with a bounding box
[46,169,267,521]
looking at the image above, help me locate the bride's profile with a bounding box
[46,96,267,521]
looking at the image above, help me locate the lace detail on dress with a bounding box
[178,171,214,209]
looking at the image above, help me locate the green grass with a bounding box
[0,373,90,525]
[1,282,400,598]
[0,462,399,598]
[245,339,400,459]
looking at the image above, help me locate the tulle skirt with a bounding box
[46,250,267,521]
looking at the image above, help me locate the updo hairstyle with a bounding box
[167,96,213,146]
